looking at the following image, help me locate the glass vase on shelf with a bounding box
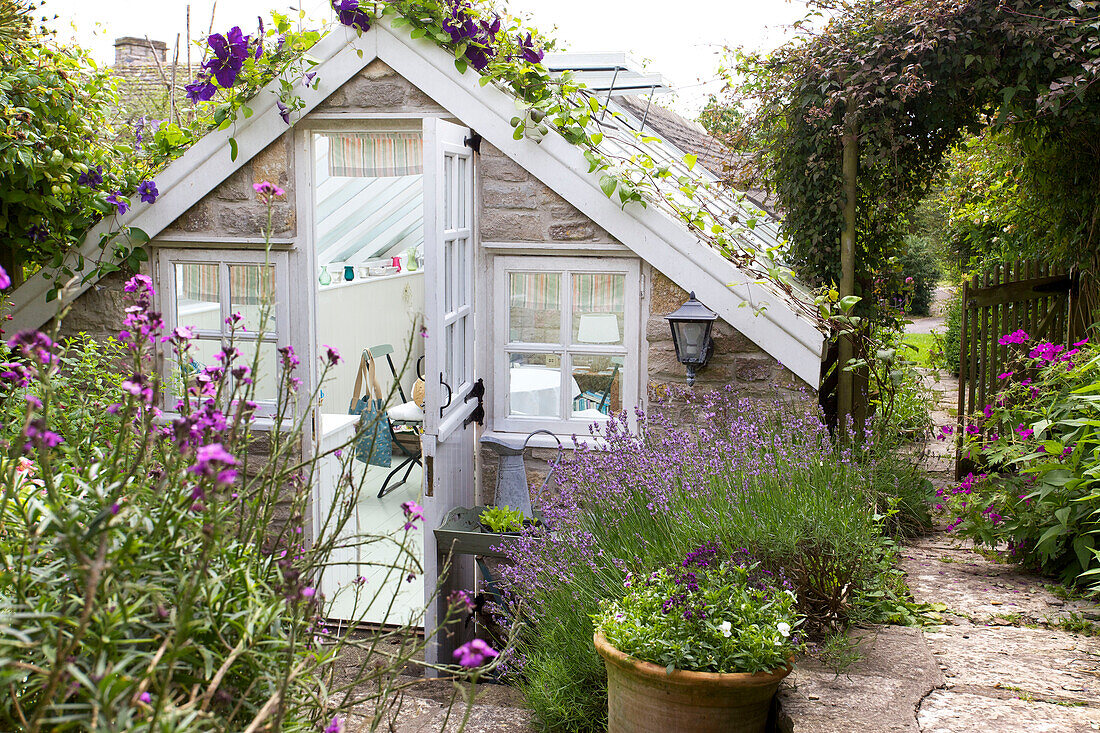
[318,265,332,286]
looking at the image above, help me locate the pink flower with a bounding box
[997,371,1013,380]
[983,404,993,419]
[1016,424,1033,441]
[453,638,498,668]
[0,264,9,290]
[401,500,426,530]
[253,181,285,200]
[324,716,344,733]
[301,587,316,599]
[139,691,152,703]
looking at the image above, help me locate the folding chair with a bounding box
[367,345,424,498]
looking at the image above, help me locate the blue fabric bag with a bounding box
[349,351,393,468]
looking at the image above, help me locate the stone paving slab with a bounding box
[924,625,1100,704]
[777,626,943,732]
[349,678,534,732]
[901,536,1098,625]
[918,690,1100,732]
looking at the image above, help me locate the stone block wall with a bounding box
[480,143,617,243]
[645,269,812,425]
[315,59,447,113]
[164,131,297,239]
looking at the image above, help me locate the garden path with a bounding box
[782,367,1100,732]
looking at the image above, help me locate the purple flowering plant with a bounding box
[0,187,480,727]
[946,331,1100,587]
[498,390,929,730]
[593,544,802,674]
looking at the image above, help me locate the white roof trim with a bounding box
[7,20,824,386]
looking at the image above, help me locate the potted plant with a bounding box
[478,505,541,535]
[592,543,802,733]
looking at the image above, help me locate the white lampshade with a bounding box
[577,313,621,344]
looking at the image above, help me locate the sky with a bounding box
[42,0,809,116]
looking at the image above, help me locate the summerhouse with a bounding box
[6,18,825,665]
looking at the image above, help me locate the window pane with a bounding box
[572,273,625,345]
[571,354,623,419]
[175,263,220,331]
[229,264,277,333]
[509,273,560,343]
[507,352,570,418]
[166,337,222,405]
[237,339,280,403]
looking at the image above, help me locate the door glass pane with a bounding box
[572,273,625,345]
[571,354,623,418]
[456,155,467,229]
[508,272,560,343]
[507,352,567,418]
[452,316,466,387]
[444,154,454,230]
[456,238,467,308]
[175,263,220,332]
[444,241,453,313]
[229,264,277,333]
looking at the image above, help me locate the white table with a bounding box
[509,365,581,416]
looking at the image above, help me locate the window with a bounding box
[156,248,291,416]
[493,256,640,434]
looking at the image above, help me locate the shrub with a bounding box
[897,235,943,317]
[945,332,1100,588]
[0,193,487,731]
[593,545,803,675]
[938,290,964,375]
[500,391,929,732]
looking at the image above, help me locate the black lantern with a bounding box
[665,292,717,386]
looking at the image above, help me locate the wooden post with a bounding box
[837,111,857,437]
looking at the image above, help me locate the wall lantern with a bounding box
[665,291,717,386]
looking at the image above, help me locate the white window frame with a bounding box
[492,255,640,436]
[155,247,292,418]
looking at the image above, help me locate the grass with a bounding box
[902,332,937,367]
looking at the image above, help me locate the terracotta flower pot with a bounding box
[594,631,792,733]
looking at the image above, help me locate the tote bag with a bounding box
[349,351,393,467]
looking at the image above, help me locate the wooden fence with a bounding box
[956,260,1082,477]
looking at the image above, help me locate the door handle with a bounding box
[439,374,453,418]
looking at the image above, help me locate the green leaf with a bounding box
[128,228,150,245]
[455,57,468,74]
[599,174,617,198]
[684,153,697,170]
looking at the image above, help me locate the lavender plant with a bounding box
[500,389,927,731]
[0,188,498,731]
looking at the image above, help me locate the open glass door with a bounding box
[421,118,479,667]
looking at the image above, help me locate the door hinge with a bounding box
[464,132,482,154]
[463,378,485,428]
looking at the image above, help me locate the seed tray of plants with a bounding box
[434,505,542,558]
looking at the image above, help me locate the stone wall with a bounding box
[645,269,810,425]
[315,59,447,114]
[480,142,616,243]
[164,131,297,239]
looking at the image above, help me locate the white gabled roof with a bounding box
[8,18,825,386]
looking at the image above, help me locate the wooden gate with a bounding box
[956,261,1082,477]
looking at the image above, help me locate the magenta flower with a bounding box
[453,638,498,667]
[301,587,316,599]
[401,500,426,530]
[189,443,239,479]
[253,181,285,201]
[997,371,1013,380]
[0,264,9,290]
[1016,424,1034,441]
[323,345,341,366]
[324,716,344,733]
[448,589,474,611]
[997,329,1030,345]
[137,180,159,204]
[139,691,152,704]
[982,404,993,419]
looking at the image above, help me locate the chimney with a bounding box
[114,37,167,67]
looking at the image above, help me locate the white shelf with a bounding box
[318,269,423,292]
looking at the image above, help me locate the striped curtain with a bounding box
[327,132,423,177]
[510,273,560,310]
[573,273,625,313]
[178,264,274,304]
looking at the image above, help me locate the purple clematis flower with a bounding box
[137,180,159,204]
[106,192,129,215]
[27,225,48,243]
[185,75,217,103]
[77,164,104,188]
[277,101,291,124]
[518,32,544,64]
[204,26,251,88]
[333,0,371,32]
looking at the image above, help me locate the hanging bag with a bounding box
[349,351,393,467]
